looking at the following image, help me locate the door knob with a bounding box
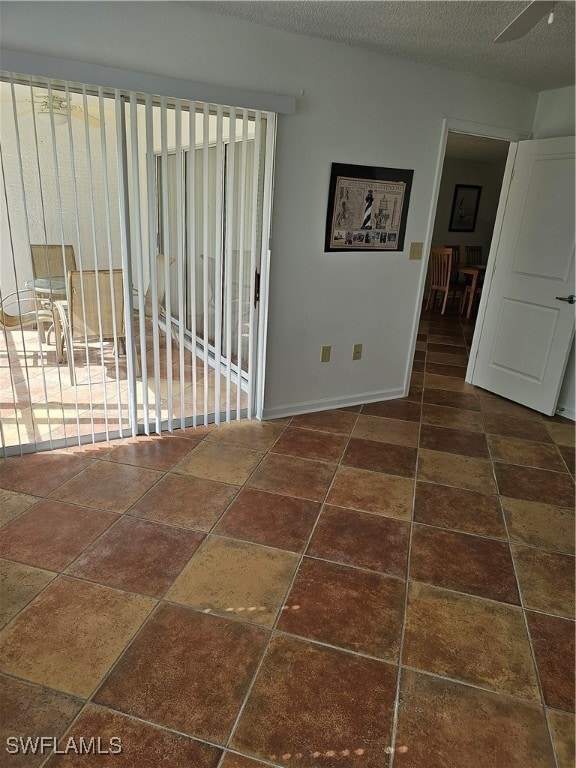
[555,295,576,304]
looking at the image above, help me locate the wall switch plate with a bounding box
[321,345,331,363]
[409,242,423,260]
[352,343,362,361]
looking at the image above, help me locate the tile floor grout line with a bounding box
[0,454,101,500]
[397,662,561,708]
[388,313,428,768]
[66,524,206,605]
[79,698,257,756]
[215,408,364,768]
[82,597,163,704]
[407,518,575,556]
[297,551,407,581]
[36,700,95,768]
[0,567,61,632]
[492,460,563,768]
[269,628,401,666]
[2,566,166,624]
[121,469,244,535]
[0,668,88,708]
[0,494,45,530]
[33,695,262,768]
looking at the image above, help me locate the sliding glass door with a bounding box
[157,133,261,376]
[1,70,276,456]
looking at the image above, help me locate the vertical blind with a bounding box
[0,72,276,456]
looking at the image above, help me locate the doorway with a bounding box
[416,131,510,399]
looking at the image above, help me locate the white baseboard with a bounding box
[261,387,406,421]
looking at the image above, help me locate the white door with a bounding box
[471,136,575,415]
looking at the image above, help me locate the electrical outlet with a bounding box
[352,343,362,361]
[409,242,423,260]
[321,345,331,363]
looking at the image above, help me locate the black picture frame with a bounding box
[448,184,482,232]
[324,162,413,252]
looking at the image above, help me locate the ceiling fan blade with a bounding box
[495,0,555,42]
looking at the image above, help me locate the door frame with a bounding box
[408,118,531,393]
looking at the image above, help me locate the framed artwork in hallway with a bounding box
[449,184,482,232]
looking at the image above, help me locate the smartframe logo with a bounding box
[6,736,123,756]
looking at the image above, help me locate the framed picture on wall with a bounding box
[449,184,482,232]
[324,162,413,252]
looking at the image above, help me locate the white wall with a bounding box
[1,3,538,416]
[532,86,575,420]
[432,156,507,263]
[532,85,575,139]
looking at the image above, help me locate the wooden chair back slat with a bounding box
[426,247,455,315]
[464,245,483,264]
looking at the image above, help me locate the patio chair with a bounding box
[141,252,176,319]
[0,289,54,340]
[29,245,76,345]
[53,269,137,384]
[31,244,76,279]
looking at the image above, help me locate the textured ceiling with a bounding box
[193,1,575,91]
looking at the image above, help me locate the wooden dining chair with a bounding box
[460,277,482,316]
[445,244,461,272]
[461,245,485,315]
[445,244,466,306]
[464,245,483,265]
[426,247,454,315]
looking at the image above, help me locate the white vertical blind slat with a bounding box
[255,113,277,420]
[115,90,138,438]
[224,107,236,423]
[159,97,173,432]
[213,105,224,425]
[0,145,30,455]
[175,100,186,430]
[59,81,92,443]
[129,91,149,434]
[96,84,125,439]
[247,111,263,420]
[201,103,210,425]
[145,94,162,434]
[236,111,249,419]
[187,101,198,428]
[76,83,109,437]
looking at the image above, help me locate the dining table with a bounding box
[25,276,67,299]
[458,263,487,320]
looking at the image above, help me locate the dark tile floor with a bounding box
[0,310,574,768]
